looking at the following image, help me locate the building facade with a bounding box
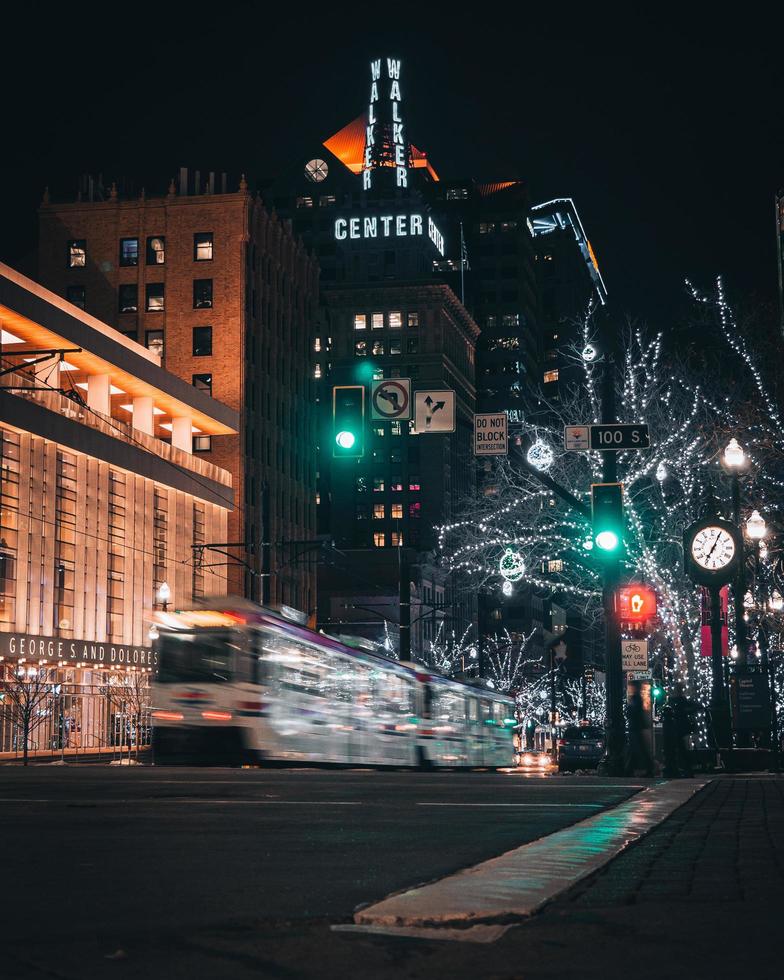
[0,264,237,758]
[37,174,319,613]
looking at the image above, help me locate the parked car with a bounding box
[557,725,605,771]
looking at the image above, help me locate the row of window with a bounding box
[357,503,421,520]
[356,339,418,357]
[295,195,336,209]
[68,233,214,269]
[356,477,421,493]
[66,280,214,314]
[479,221,518,234]
[354,312,419,330]
[130,325,212,359]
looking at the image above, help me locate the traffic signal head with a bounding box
[652,682,664,701]
[332,385,365,458]
[617,584,657,623]
[591,483,624,554]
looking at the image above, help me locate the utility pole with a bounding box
[600,316,626,775]
[399,545,411,662]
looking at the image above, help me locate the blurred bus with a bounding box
[151,602,515,768]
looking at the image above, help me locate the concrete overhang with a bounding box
[0,262,239,437]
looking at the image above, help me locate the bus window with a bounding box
[158,631,235,683]
[423,683,434,719]
[467,698,478,723]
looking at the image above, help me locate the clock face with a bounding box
[304,158,329,183]
[690,526,736,571]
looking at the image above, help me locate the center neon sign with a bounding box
[334,214,445,256]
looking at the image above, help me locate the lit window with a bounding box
[192,326,212,357]
[390,532,403,547]
[304,159,329,182]
[409,501,421,518]
[119,238,139,267]
[118,284,138,313]
[479,223,495,234]
[389,340,402,355]
[296,196,314,208]
[409,478,420,491]
[391,503,403,519]
[486,315,496,328]
[319,195,336,207]
[193,279,213,309]
[68,240,86,267]
[373,533,386,548]
[407,312,419,328]
[500,221,518,231]
[373,504,385,519]
[543,369,559,383]
[390,480,403,492]
[314,337,322,352]
[147,236,165,264]
[355,340,368,356]
[446,187,468,200]
[146,283,164,312]
[193,436,212,452]
[372,340,384,356]
[373,426,385,438]
[371,312,384,330]
[390,422,401,436]
[66,285,85,309]
[502,313,520,327]
[356,504,369,520]
[193,233,214,261]
[373,477,385,492]
[313,364,322,379]
[388,311,403,329]
[354,314,367,331]
[145,330,164,357]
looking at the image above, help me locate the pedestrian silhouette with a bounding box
[625,680,654,777]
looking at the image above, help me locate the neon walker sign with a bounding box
[364,57,406,190]
[334,213,444,255]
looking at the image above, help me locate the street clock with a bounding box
[683,516,742,586]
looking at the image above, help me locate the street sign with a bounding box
[589,424,650,450]
[628,670,652,681]
[564,424,650,451]
[621,639,648,672]
[473,412,508,456]
[371,378,411,421]
[564,425,590,450]
[414,390,455,433]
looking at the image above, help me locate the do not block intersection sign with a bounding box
[474,413,508,456]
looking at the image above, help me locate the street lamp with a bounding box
[746,510,767,541]
[722,438,749,665]
[156,582,170,612]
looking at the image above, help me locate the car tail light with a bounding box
[557,739,566,747]
[151,710,183,722]
[201,710,232,721]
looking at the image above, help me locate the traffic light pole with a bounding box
[399,545,411,662]
[600,338,626,776]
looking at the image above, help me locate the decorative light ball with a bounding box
[526,438,554,472]
[502,580,513,596]
[582,537,594,551]
[582,344,598,362]
[770,590,783,612]
[656,462,667,482]
[743,591,755,609]
[499,547,526,582]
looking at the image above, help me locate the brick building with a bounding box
[36,174,320,613]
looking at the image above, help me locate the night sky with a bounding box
[2,5,782,329]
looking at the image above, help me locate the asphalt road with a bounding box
[0,765,642,949]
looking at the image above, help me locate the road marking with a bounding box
[354,780,709,939]
[418,803,604,808]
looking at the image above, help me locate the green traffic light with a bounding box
[335,430,356,450]
[652,684,664,699]
[595,529,620,552]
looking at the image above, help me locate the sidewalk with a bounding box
[7,777,783,980]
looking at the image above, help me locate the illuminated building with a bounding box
[529,198,607,397]
[36,173,319,612]
[0,263,237,759]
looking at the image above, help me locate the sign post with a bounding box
[414,390,455,433]
[473,413,508,456]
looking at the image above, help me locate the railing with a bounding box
[5,369,232,487]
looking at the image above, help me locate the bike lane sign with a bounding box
[621,639,649,672]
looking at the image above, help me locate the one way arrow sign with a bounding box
[414,390,456,433]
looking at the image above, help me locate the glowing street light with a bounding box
[723,438,746,470]
[745,510,767,540]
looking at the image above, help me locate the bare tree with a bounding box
[1,663,58,766]
[102,669,151,760]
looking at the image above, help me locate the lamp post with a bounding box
[723,438,748,665]
[156,582,170,613]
